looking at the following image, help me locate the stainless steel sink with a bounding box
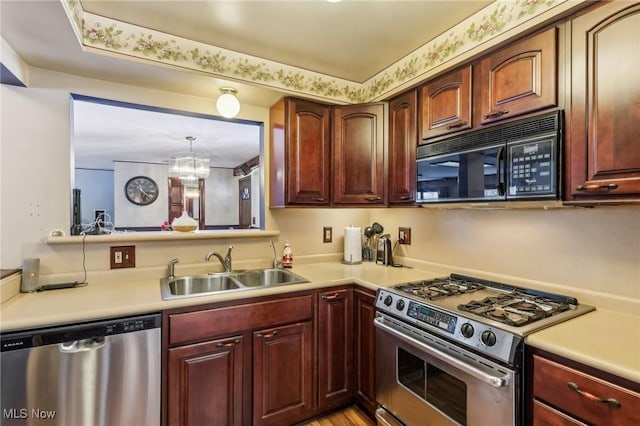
[234,268,309,287]
[160,274,243,300]
[160,269,309,300]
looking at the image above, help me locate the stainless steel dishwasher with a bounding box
[1,312,161,425]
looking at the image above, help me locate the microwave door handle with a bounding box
[497,146,505,196]
[374,317,511,388]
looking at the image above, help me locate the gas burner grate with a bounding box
[458,291,571,326]
[393,277,485,300]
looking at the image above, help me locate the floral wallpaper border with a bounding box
[61,0,582,104]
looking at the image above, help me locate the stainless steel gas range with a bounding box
[374,274,595,426]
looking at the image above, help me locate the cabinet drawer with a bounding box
[168,294,313,345]
[533,400,587,425]
[533,355,640,425]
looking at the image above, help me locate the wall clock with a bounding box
[125,176,159,206]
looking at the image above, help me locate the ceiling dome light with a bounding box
[216,87,240,118]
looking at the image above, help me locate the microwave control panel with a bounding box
[507,138,556,198]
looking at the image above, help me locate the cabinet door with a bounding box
[353,288,377,418]
[269,98,331,206]
[167,336,244,426]
[389,91,417,204]
[286,98,332,204]
[420,66,472,139]
[253,321,313,426]
[475,27,557,125]
[333,103,386,204]
[317,288,353,410]
[567,2,640,203]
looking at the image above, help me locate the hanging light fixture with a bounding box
[168,136,210,182]
[216,87,240,118]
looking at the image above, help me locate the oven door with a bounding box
[375,314,516,426]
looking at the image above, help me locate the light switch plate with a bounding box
[399,227,411,245]
[323,226,332,243]
[110,246,136,269]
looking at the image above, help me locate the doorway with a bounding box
[239,176,251,229]
[168,177,205,229]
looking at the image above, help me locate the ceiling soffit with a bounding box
[62,0,581,104]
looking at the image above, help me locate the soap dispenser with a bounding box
[282,241,293,268]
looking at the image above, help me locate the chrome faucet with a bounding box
[269,240,281,269]
[205,246,233,272]
[167,258,179,280]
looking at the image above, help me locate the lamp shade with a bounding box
[216,88,240,118]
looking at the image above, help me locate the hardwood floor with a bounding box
[301,406,375,426]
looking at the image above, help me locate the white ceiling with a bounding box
[1,0,494,169]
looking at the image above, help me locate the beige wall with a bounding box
[1,67,638,307]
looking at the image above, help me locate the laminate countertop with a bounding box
[1,261,638,385]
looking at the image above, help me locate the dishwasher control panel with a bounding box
[1,312,161,352]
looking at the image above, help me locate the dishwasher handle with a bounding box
[59,336,107,353]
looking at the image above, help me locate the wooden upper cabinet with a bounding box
[420,66,472,140]
[269,97,331,206]
[475,27,557,125]
[333,103,386,204]
[388,91,417,204]
[567,1,640,204]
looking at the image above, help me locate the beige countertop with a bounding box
[1,261,638,385]
[525,308,640,384]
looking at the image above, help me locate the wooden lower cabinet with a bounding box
[253,321,314,426]
[167,335,245,426]
[165,287,378,426]
[353,288,377,417]
[530,351,640,426]
[317,288,353,410]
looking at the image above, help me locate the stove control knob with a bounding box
[384,295,393,306]
[481,330,497,347]
[460,323,474,338]
[396,300,405,311]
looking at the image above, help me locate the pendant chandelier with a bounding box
[169,136,210,183]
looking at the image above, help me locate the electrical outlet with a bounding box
[110,246,136,269]
[399,227,411,245]
[323,226,332,243]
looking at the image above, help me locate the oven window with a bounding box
[398,348,467,425]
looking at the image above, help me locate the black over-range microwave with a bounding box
[416,111,562,204]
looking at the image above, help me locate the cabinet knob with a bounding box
[567,382,621,408]
[576,183,618,191]
[482,109,509,120]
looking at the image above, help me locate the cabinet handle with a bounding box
[364,197,382,202]
[567,382,621,408]
[576,183,618,191]
[216,338,240,348]
[398,195,414,201]
[313,197,326,201]
[321,293,341,300]
[256,330,279,339]
[446,121,468,130]
[482,109,509,120]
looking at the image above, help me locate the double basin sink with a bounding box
[160,268,309,300]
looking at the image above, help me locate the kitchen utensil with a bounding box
[372,222,384,235]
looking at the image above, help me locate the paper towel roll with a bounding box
[343,226,362,264]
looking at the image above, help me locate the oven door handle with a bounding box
[374,317,511,388]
